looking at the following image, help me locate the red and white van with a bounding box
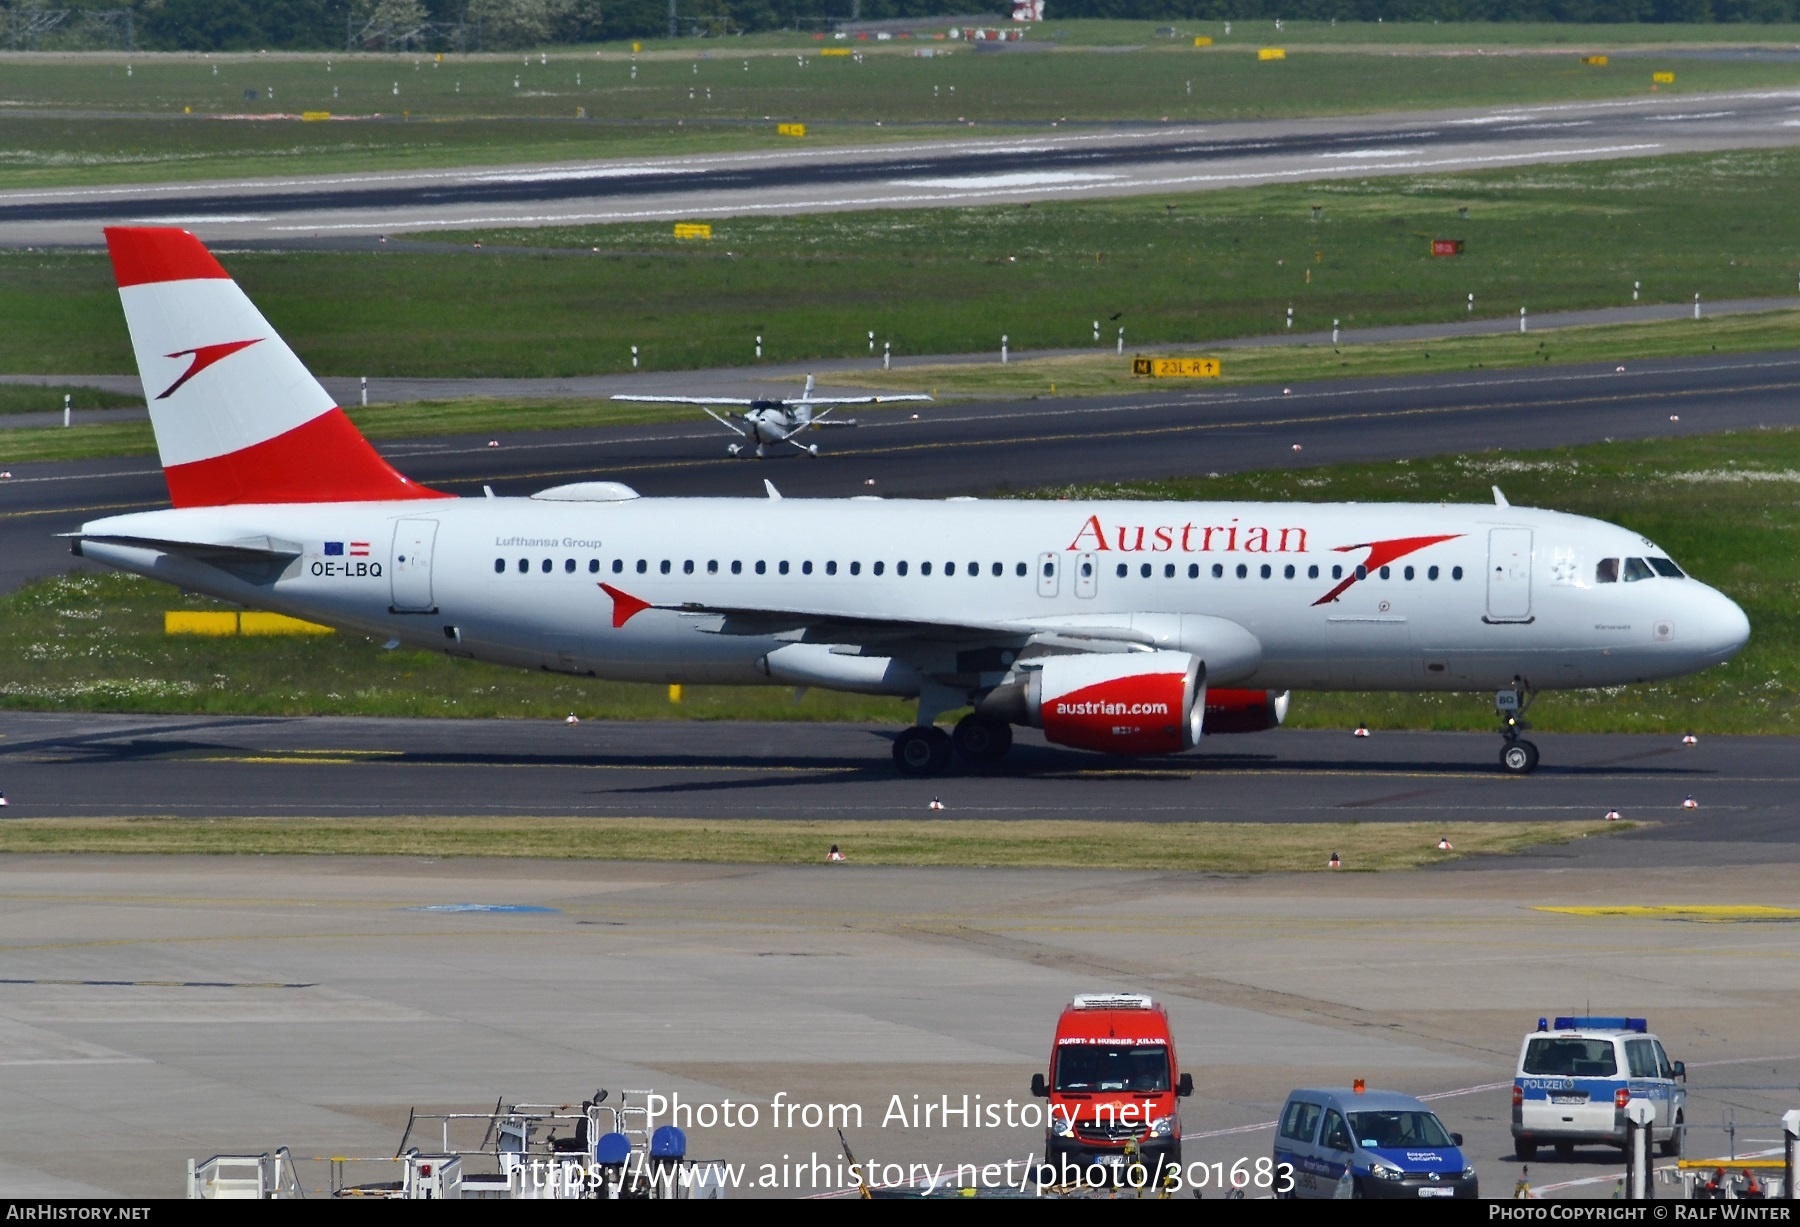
[1030,993,1193,1173]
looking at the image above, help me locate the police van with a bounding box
[1273,1085,1478,1199]
[1512,1016,1686,1161]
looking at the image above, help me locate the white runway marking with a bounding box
[889,171,1123,188]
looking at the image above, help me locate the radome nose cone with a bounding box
[1707,590,1751,660]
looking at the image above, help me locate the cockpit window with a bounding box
[1623,557,1654,582]
[1648,557,1684,578]
[1596,558,1619,584]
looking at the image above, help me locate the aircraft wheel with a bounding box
[952,715,1013,765]
[1499,740,1540,775]
[893,726,952,776]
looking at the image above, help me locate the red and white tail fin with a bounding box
[105,227,448,508]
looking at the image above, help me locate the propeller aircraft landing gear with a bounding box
[1495,680,1539,775]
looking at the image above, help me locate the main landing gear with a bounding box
[892,715,1014,776]
[1496,679,1539,775]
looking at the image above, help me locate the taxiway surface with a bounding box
[6,351,1800,596]
[1,853,1795,1198]
[4,89,1799,243]
[3,714,1795,868]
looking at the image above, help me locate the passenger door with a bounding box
[1486,527,1533,622]
[1319,1109,1354,1197]
[1625,1039,1670,1129]
[390,519,438,613]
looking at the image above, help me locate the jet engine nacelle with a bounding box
[1015,650,1204,756]
[1202,688,1290,734]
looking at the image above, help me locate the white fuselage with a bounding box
[78,495,1749,697]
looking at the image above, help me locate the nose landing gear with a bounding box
[1496,681,1539,774]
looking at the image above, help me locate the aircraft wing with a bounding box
[610,395,757,405]
[599,584,1152,648]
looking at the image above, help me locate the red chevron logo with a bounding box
[1312,534,1464,606]
[156,338,262,400]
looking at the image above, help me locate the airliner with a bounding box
[72,228,1751,777]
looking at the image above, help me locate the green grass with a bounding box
[0,384,140,416]
[1,35,1793,186]
[857,309,1800,399]
[5,147,1800,387]
[0,815,1621,872]
[5,426,1796,735]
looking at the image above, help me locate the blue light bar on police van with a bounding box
[1552,1016,1647,1033]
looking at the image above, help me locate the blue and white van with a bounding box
[1274,1086,1478,1199]
[1512,1016,1686,1161]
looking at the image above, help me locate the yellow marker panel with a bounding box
[165,611,238,636]
[301,111,332,121]
[668,684,684,703]
[1579,55,1608,66]
[240,612,334,636]
[673,223,712,240]
[1193,36,1212,47]
[1653,71,1675,84]
[820,48,851,56]
[777,122,807,137]
[1133,357,1221,378]
[1257,47,1285,61]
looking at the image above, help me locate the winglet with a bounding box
[764,479,782,501]
[599,583,652,628]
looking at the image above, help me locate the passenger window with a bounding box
[897,561,908,576]
[683,560,694,575]
[1648,557,1684,578]
[1403,565,1414,580]
[825,561,836,576]
[1116,563,1128,579]
[541,559,552,574]
[1141,563,1152,579]
[1164,563,1176,579]
[1260,564,1272,579]
[731,560,742,575]
[636,559,647,574]
[518,558,529,573]
[1279,1101,1323,1145]
[1428,565,1439,580]
[1623,557,1654,582]
[1042,561,1053,578]
[564,559,576,574]
[1596,558,1619,584]
[944,562,954,576]
[707,560,718,574]
[851,562,862,576]
[1378,566,1389,579]
[1080,560,1093,578]
[779,561,790,576]
[660,560,671,575]
[1452,566,1464,580]
[1235,564,1247,579]
[1320,1110,1352,1152]
[972,562,981,576]
[755,561,766,575]
[494,558,505,574]
[1188,563,1199,579]
[1355,565,1367,580]
[1653,1041,1674,1079]
[1332,565,1343,580]
[921,562,932,576]
[874,561,885,576]
[1284,564,1295,579]
[1308,565,1319,579]
[589,559,600,574]
[1212,564,1223,579]
[612,559,624,574]
[802,561,813,575]
[1626,1039,1658,1079]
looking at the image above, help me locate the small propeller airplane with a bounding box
[611,375,931,457]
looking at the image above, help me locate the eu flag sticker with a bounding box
[324,542,345,556]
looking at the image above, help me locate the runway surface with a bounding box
[6,349,1800,596]
[2,851,1795,1197]
[5,89,1799,243]
[2,713,1794,866]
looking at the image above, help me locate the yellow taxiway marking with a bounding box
[1534,905,1800,921]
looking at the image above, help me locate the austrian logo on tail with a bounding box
[156,338,263,400]
[1313,534,1463,606]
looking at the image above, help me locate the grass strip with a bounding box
[0,817,1622,872]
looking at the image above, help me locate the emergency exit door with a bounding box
[390,519,438,612]
[1486,527,1533,622]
